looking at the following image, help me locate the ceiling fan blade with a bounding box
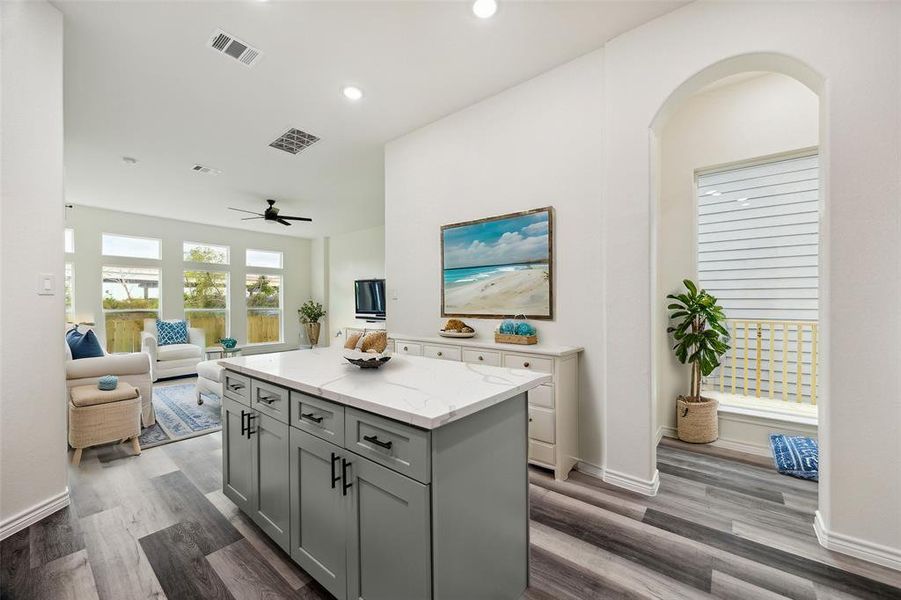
[278,215,313,222]
[229,207,263,216]
[241,217,264,221]
[276,218,292,226]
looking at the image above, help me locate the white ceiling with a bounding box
[59,0,683,238]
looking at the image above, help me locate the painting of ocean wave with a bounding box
[441,208,553,319]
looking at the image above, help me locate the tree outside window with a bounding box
[246,274,282,343]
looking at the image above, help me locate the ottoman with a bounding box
[196,359,224,405]
[68,383,142,466]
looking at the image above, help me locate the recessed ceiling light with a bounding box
[342,86,363,101]
[472,0,498,19]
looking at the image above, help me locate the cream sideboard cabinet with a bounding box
[384,333,582,480]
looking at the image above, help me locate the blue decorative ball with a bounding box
[515,322,536,336]
[499,320,516,334]
[98,375,118,391]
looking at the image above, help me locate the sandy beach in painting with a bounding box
[444,265,550,315]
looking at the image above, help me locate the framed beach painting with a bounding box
[441,207,553,320]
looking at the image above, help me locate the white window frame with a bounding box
[101,232,162,260]
[64,228,75,254]
[245,248,283,269]
[245,272,284,345]
[183,241,230,265]
[101,265,162,352]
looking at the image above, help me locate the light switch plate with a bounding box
[37,273,56,295]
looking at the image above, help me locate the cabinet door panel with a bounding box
[346,456,431,600]
[222,396,253,513]
[289,429,347,600]
[250,412,290,550]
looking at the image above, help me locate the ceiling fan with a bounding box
[229,199,312,226]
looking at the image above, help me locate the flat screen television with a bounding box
[355,279,386,320]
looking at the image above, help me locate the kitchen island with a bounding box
[219,346,550,600]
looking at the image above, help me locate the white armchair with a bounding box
[65,334,155,427]
[141,318,205,382]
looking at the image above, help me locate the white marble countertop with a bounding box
[219,346,551,429]
[389,333,583,357]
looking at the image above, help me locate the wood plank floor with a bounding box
[2,433,900,599]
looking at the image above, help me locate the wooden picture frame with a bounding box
[441,207,554,320]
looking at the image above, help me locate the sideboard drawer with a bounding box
[423,344,461,361]
[528,406,556,444]
[503,352,554,377]
[291,391,344,446]
[528,384,555,409]
[345,408,431,483]
[395,341,422,356]
[529,439,556,466]
[223,371,251,404]
[251,379,290,424]
[462,349,501,366]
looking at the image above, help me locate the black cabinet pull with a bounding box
[246,414,256,439]
[240,410,248,436]
[363,434,393,450]
[341,458,352,496]
[302,412,324,423]
[258,394,278,405]
[228,382,245,390]
[330,452,340,489]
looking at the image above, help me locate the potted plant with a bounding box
[298,300,326,347]
[667,279,730,443]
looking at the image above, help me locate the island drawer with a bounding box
[251,379,290,424]
[394,341,422,356]
[528,384,554,409]
[528,406,555,444]
[462,349,501,366]
[224,371,251,404]
[529,439,555,466]
[345,408,431,483]
[503,352,554,377]
[423,344,461,361]
[291,391,344,446]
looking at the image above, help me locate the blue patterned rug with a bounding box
[770,434,818,481]
[138,383,221,449]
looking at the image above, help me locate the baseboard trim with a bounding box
[575,460,605,480]
[0,489,70,541]
[814,511,901,571]
[658,425,774,458]
[603,467,660,497]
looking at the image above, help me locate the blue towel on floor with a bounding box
[770,434,818,481]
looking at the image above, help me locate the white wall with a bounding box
[605,1,901,565]
[65,206,313,352]
[0,1,69,537]
[326,225,385,343]
[656,73,819,437]
[385,50,605,466]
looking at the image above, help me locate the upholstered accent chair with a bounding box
[64,328,155,427]
[141,318,205,381]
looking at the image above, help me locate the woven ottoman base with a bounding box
[68,384,142,466]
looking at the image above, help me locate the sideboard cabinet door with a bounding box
[346,455,431,600]
[250,411,290,550]
[222,395,253,514]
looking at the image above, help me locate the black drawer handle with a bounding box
[240,410,248,436]
[246,414,256,439]
[363,434,393,450]
[478,355,484,361]
[331,452,340,489]
[301,412,324,424]
[341,458,352,496]
[258,394,278,404]
[228,382,245,390]
[523,362,531,368]
[437,351,443,357]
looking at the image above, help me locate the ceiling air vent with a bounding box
[191,164,221,175]
[207,29,262,67]
[269,128,320,155]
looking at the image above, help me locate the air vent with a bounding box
[191,164,221,175]
[269,128,320,155]
[207,29,262,67]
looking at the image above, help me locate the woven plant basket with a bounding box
[676,396,718,444]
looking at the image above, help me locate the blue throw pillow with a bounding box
[66,327,104,360]
[156,319,189,346]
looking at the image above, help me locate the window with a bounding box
[102,233,161,259]
[246,273,282,343]
[184,270,229,346]
[102,266,160,353]
[64,228,75,253]
[246,249,283,269]
[64,263,74,320]
[698,152,819,402]
[184,242,229,265]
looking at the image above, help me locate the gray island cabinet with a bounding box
[219,347,551,600]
